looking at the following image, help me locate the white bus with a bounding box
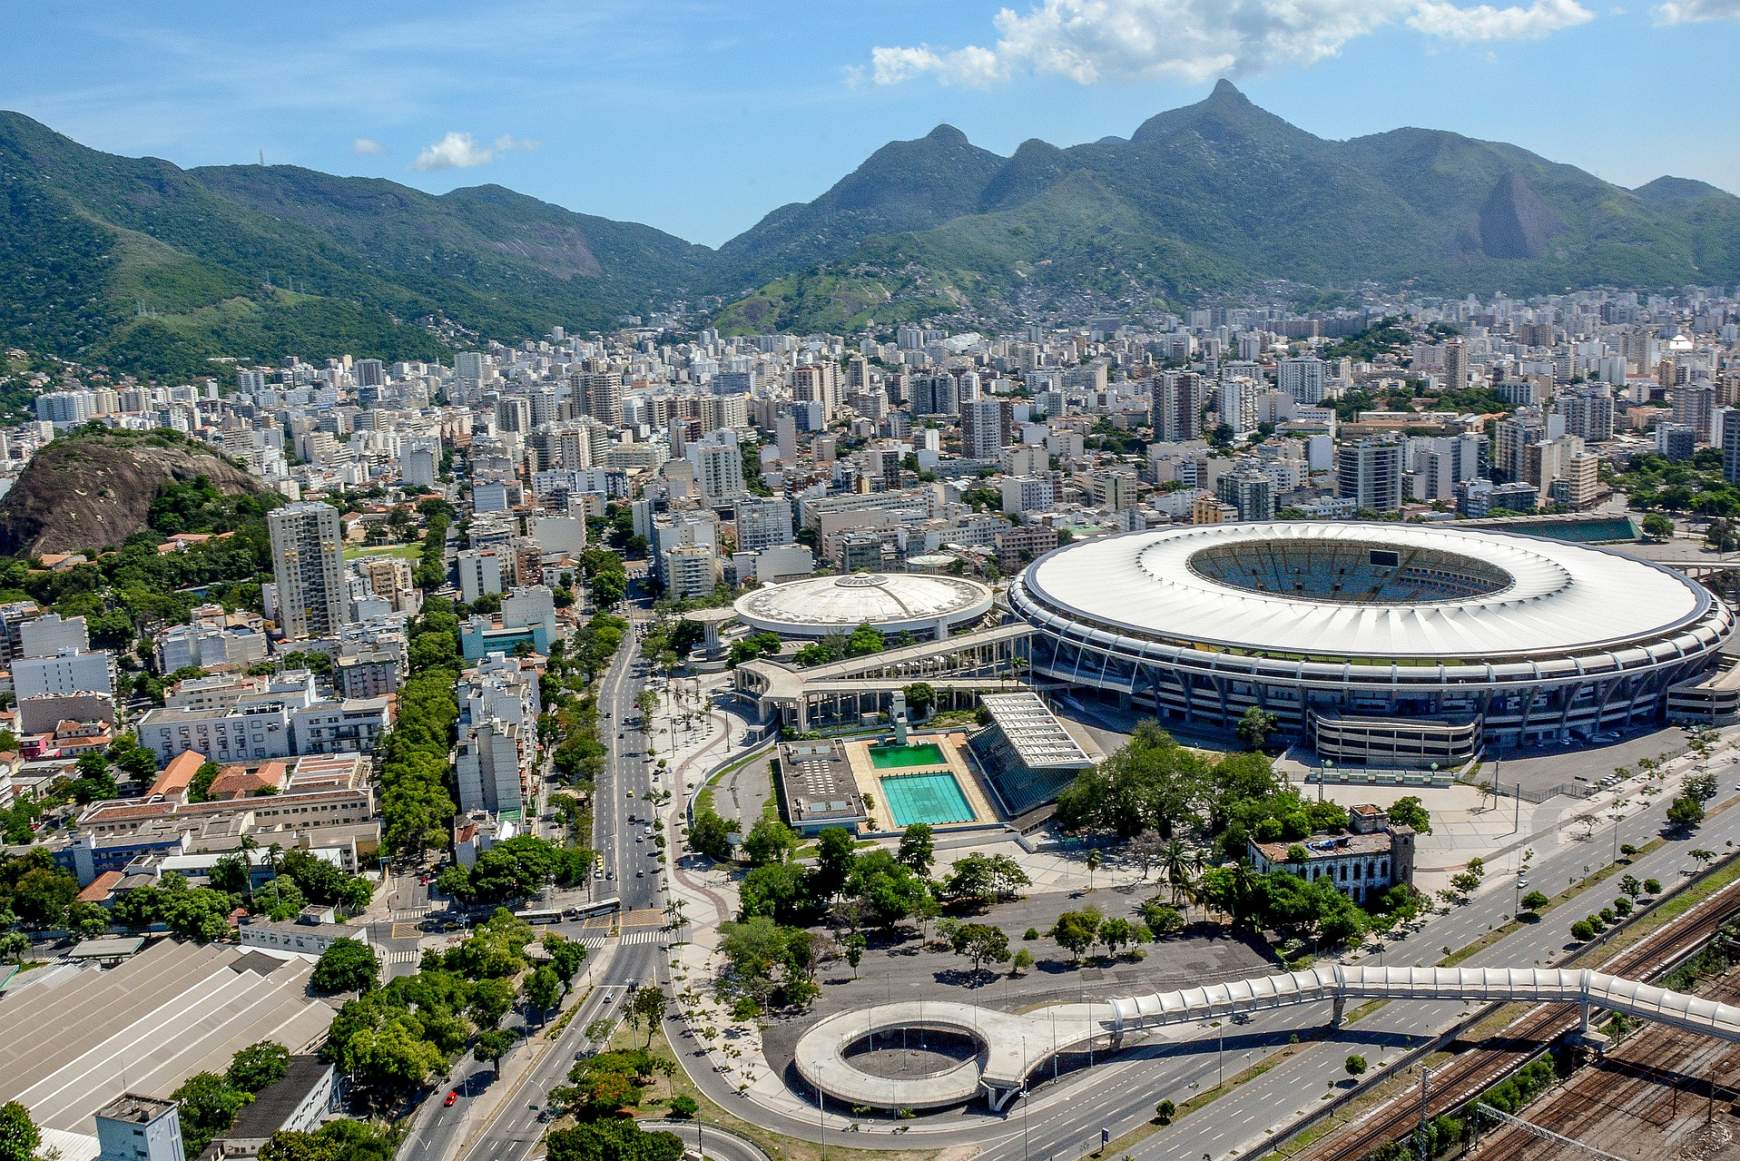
[513,908,565,924]
[564,897,621,921]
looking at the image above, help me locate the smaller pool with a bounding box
[868,742,947,769]
[883,772,975,827]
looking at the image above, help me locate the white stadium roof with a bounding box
[734,571,993,638]
[1019,522,1712,660]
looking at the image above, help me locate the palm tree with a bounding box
[1085,848,1101,892]
[1160,839,1196,908]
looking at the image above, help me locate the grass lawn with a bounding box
[570,1011,939,1161]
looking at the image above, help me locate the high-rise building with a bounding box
[1722,410,1740,486]
[574,371,623,426]
[793,362,839,417]
[690,439,746,504]
[1443,339,1470,392]
[268,502,346,641]
[1150,372,1203,442]
[734,496,795,552]
[1216,469,1276,521]
[354,359,385,388]
[960,399,1010,461]
[1558,387,1615,442]
[1337,437,1404,512]
[1277,357,1328,404]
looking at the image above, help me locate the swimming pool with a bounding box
[868,742,947,769]
[882,772,975,826]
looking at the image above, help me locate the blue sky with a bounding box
[6,0,1738,247]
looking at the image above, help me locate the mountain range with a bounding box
[4,80,1739,377]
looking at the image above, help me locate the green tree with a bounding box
[810,828,857,901]
[1642,513,1675,541]
[742,815,798,867]
[628,985,666,1046]
[226,1042,291,1094]
[172,1072,251,1156]
[1386,796,1432,834]
[1520,890,1551,914]
[1344,1054,1368,1079]
[1668,794,1705,830]
[473,1028,518,1075]
[311,940,379,995]
[901,682,936,718]
[950,923,1011,976]
[0,1101,42,1161]
[1235,706,1279,751]
[1052,908,1102,962]
[64,901,110,940]
[688,809,733,861]
[896,823,935,875]
[545,1121,683,1161]
[1011,947,1035,975]
[0,933,27,966]
[523,965,564,1022]
[469,978,517,1029]
[843,933,866,978]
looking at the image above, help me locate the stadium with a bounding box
[1008,522,1735,765]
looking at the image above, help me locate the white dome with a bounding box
[734,571,993,638]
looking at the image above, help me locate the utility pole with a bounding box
[1417,1066,1435,1161]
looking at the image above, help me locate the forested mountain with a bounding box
[4,82,1739,371]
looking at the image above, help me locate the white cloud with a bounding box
[412,130,537,171]
[352,137,385,156]
[1409,0,1593,40]
[869,0,1595,87]
[1655,0,1740,20]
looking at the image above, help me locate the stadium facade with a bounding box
[1009,523,1734,765]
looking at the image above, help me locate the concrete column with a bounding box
[1330,995,1346,1028]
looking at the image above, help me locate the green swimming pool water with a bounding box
[868,742,947,769]
[882,772,975,827]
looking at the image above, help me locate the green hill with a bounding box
[0,111,707,378]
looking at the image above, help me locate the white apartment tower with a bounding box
[268,502,346,641]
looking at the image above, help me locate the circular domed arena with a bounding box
[1009,523,1733,762]
[734,571,994,641]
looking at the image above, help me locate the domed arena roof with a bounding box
[734,571,993,639]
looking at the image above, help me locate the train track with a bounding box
[1288,876,1740,1161]
[1473,972,1740,1161]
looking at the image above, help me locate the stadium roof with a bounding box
[1019,522,1713,660]
[734,571,992,637]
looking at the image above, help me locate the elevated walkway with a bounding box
[793,965,1740,1112]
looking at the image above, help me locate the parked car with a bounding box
[444,1091,459,1108]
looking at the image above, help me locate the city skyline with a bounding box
[4,0,1738,246]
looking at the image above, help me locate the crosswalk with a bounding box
[572,928,664,949]
[384,948,423,965]
[390,908,429,922]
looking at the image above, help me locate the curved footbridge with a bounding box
[794,965,1740,1111]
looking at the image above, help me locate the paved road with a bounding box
[641,1120,771,1161]
[406,603,671,1161]
[646,743,1740,1161]
[995,750,1740,1161]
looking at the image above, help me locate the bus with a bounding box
[512,908,566,925]
[564,897,621,921]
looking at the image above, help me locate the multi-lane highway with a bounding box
[403,600,673,1161]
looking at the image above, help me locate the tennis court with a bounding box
[881,772,975,826]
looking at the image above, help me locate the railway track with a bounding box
[1473,972,1740,1161]
[1287,876,1740,1161]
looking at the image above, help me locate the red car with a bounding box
[444,1091,459,1108]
